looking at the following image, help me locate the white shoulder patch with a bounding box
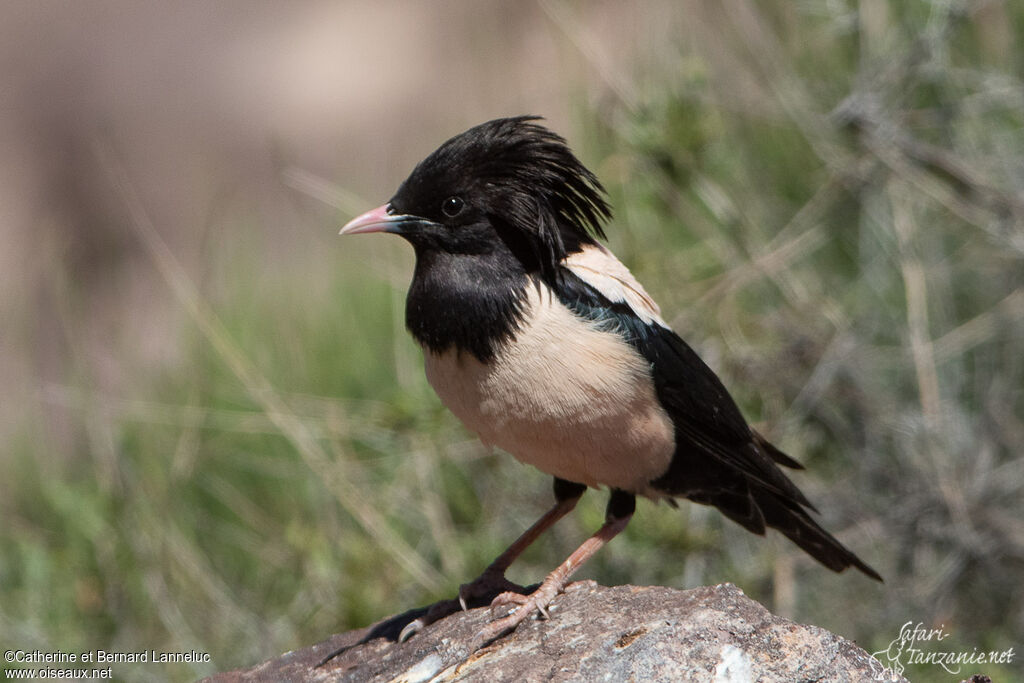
[563,243,668,327]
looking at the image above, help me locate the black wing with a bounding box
[554,267,881,581]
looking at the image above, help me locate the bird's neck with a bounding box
[406,248,532,362]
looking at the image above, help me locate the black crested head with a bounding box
[388,116,611,277]
[339,117,613,359]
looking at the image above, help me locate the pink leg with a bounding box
[398,494,582,642]
[463,495,580,599]
[473,512,632,647]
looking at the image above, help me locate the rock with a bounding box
[204,582,904,682]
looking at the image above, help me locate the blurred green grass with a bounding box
[3,2,1023,682]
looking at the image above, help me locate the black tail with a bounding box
[756,487,882,581]
[696,478,882,582]
[666,445,882,582]
[753,430,805,470]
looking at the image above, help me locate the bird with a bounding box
[339,115,880,645]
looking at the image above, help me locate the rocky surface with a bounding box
[204,582,904,682]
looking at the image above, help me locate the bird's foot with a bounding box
[471,576,567,648]
[398,599,460,643]
[397,570,527,643]
[458,570,527,611]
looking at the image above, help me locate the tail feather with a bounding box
[679,477,882,582]
[652,428,880,581]
[753,486,881,581]
[753,430,805,470]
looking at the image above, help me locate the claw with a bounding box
[490,590,529,609]
[398,617,426,643]
[468,512,631,645]
[471,582,563,647]
[394,573,529,643]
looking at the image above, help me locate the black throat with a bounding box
[405,242,532,362]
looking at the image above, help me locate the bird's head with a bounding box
[340,116,611,276]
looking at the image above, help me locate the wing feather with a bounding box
[553,249,880,580]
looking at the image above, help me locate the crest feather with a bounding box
[417,116,611,274]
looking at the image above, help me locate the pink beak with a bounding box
[340,204,405,235]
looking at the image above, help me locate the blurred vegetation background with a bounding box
[2,1,1022,681]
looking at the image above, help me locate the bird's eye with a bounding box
[441,196,465,217]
